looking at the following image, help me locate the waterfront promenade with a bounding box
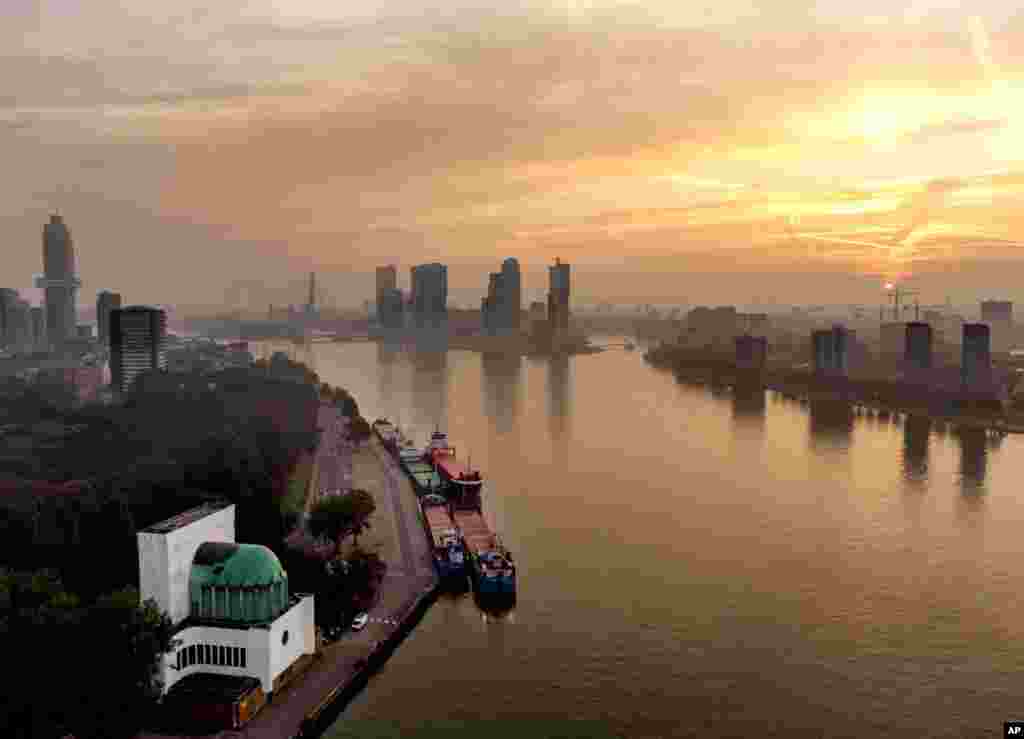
[139,409,437,739]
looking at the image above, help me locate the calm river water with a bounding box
[270,339,1024,738]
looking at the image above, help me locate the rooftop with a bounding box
[142,500,233,534]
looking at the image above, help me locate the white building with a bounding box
[137,501,316,699]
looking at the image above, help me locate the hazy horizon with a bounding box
[6,2,1024,310]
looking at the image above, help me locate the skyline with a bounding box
[5,2,1024,307]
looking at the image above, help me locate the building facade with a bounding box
[37,215,81,344]
[110,305,168,393]
[547,258,571,334]
[811,325,849,376]
[137,502,316,704]
[96,290,122,345]
[961,323,992,390]
[904,322,933,371]
[410,263,447,329]
[735,334,768,370]
[980,300,1012,324]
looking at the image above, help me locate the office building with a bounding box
[502,258,521,332]
[96,290,121,346]
[110,305,168,393]
[138,501,315,725]
[36,214,81,344]
[547,258,571,334]
[410,263,447,329]
[980,300,1012,324]
[30,306,45,350]
[0,289,33,351]
[378,288,404,331]
[904,322,933,371]
[961,323,991,390]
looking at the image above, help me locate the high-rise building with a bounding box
[96,290,122,345]
[110,306,168,393]
[501,258,521,332]
[904,322,933,371]
[547,258,571,333]
[961,323,991,390]
[36,214,81,344]
[378,288,404,331]
[980,300,1012,324]
[30,306,45,350]
[0,289,33,351]
[410,263,447,329]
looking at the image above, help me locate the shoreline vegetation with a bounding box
[644,343,1024,435]
[0,351,386,739]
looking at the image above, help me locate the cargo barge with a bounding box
[420,493,468,584]
[428,432,516,602]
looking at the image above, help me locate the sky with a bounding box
[4,0,1024,310]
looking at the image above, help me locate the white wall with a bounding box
[161,597,316,696]
[164,506,236,624]
[268,595,317,684]
[162,623,270,695]
[138,532,169,616]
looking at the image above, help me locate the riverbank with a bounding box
[138,428,438,739]
[645,348,1021,436]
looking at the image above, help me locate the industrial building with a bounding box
[138,501,316,730]
[110,305,168,393]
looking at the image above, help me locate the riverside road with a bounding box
[138,403,437,739]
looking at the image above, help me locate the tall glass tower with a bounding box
[35,214,81,344]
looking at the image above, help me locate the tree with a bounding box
[349,416,372,447]
[308,496,355,556]
[345,489,376,548]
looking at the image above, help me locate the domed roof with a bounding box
[189,542,289,624]
[192,542,286,588]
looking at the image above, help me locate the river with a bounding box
[260,338,1024,738]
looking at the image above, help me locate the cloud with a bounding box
[906,116,1007,143]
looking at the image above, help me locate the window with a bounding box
[176,650,182,670]
[220,645,227,665]
[240,648,246,669]
[232,647,240,667]
[188,645,196,666]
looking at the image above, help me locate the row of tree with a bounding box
[0,569,174,739]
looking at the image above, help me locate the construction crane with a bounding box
[884,282,920,321]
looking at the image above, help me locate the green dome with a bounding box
[190,542,289,624]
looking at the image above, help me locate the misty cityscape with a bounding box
[8,2,1024,739]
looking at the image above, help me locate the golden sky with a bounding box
[3,1,1024,307]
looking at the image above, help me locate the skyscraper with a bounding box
[110,306,168,393]
[501,257,521,332]
[547,258,571,333]
[36,215,81,344]
[410,263,447,329]
[96,290,122,346]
